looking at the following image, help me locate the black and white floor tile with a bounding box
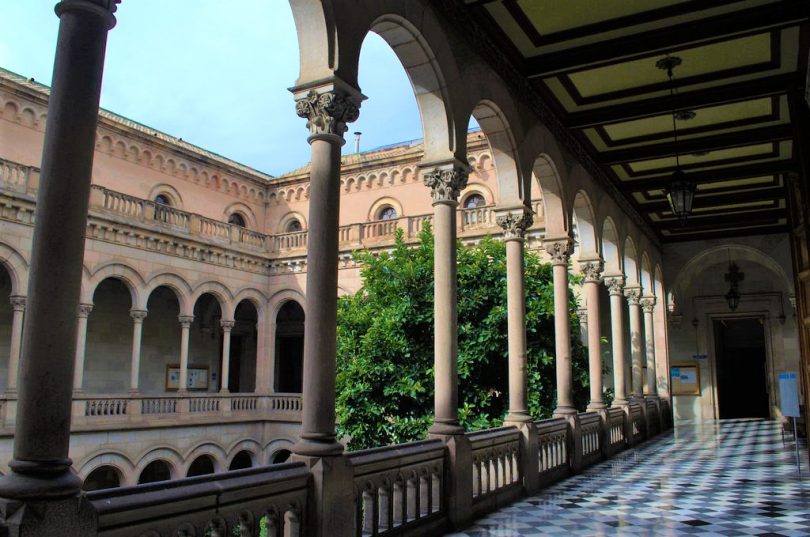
[447,419,810,537]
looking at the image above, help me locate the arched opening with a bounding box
[228,212,246,228]
[377,206,398,221]
[271,449,292,464]
[274,301,304,393]
[286,219,302,232]
[228,451,253,471]
[572,191,598,261]
[186,455,216,477]
[463,193,486,209]
[82,465,121,492]
[0,266,12,389]
[530,152,569,240]
[154,194,171,206]
[85,278,133,393]
[188,293,223,392]
[230,300,259,393]
[468,101,520,207]
[138,460,172,484]
[142,286,181,393]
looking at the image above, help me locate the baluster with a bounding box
[431,472,441,513]
[392,481,404,527]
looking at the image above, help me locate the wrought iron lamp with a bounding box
[724,260,744,311]
[656,56,696,224]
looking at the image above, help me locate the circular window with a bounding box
[228,213,246,227]
[154,194,171,206]
[286,219,302,232]
[378,206,398,220]
[464,194,486,209]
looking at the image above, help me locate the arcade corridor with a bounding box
[448,420,810,537]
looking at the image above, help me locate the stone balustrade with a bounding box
[0,157,38,195]
[348,439,446,537]
[468,427,522,515]
[579,411,602,467]
[630,402,645,444]
[536,417,570,486]
[89,462,309,537]
[606,407,626,456]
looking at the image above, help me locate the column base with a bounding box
[586,401,608,412]
[610,398,630,408]
[429,432,472,530]
[503,412,532,424]
[290,453,354,537]
[552,405,577,418]
[127,388,139,395]
[292,435,345,457]
[0,460,81,500]
[0,495,96,537]
[428,420,465,436]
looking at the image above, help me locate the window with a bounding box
[228,213,246,227]
[378,206,398,220]
[154,194,171,206]
[464,193,486,209]
[286,219,302,232]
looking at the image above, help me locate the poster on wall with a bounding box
[671,362,700,396]
[165,364,210,391]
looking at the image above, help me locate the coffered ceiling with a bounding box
[464,0,810,241]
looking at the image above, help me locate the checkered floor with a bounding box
[447,419,810,536]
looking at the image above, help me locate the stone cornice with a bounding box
[432,0,660,248]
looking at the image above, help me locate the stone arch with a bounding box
[77,451,136,487]
[231,288,268,323]
[571,190,600,260]
[223,202,258,230]
[530,154,569,238]
[265,438,296,465]
[469,99,522,207]
[460,184,494,207]
[641,253,654,296]
[183,442,227,475]
[601,217,622,276]
[133,446,183,481]
[226,438,262,468]
[84,262,144,308]
[268,289,307,321]
[624,236,641,287]
[0,243,28,296]
[368,196,403,221]
[190,281,234,316]
[143,272,192,315]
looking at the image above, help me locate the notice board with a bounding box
[671,362,700,396]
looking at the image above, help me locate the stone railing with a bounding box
[579,411,602,467]
[630,401,645,444]
[90,462,309,537]
[468,427,522,516]
[348,439,446,537]
[535,417,570,486]
[0,157,39,194]
[606,407,627,455]
[646,398,660,436]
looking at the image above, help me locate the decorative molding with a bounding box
[295,90,360,137]
[496,211,533,240]
[178,315,195,328]
[77,303,94,318]
[579,260,604,283]
[624,287,642,305]
[604,276,625,296]
[543,238,573,265]
[9,295,26,311]
[129,309,148,322]
[641,297,657,313]
[220,320,236,331]
[423,168,469,204]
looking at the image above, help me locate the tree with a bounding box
[335,225,590,450]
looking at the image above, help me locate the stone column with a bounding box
[290,86,361,537]
[72,304,93,392]
[128,310,147,393]
[545,238,576,417]
[220,320,235,393]
[6,296,26,393]
[580,260,606,411]
[0,0,118,507]
[178,315,194,393]
[641,297,657,396]
[497,210,533,423]
[604,277,628,406]
[625,287,643,400]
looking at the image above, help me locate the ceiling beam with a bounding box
[663,225,789,242]
[598,125,792,164]
[524,0,810,77]
[619,160,796,192]
[639,186,785,210]
[565,75,795,128]
[651,208,786,229]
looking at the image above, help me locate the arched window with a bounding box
[82,466,121,492]
[228,213,246,228]
[271,449,292,464]
[187,455,215,477]
[378,206,398,220]
[229,451,253,471]
[154,194,171,206]
[464,193,486,209]
[138,460,172,484]
[286,219,302,232]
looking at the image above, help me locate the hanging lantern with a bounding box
[725,287,741,311]
[665,169,696,225]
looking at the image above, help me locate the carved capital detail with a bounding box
[604,276,625,296]
[295,90,360,137]
[624,287,642,305]
[579,260,604,283]
[129,309,148,322]
[178,315,195,328]
[423,168,469,204]
[77,303,94,318]
[220,320,236,331]
[544,239,573,266]
[496,212,533,240]
[9,296,26,312]
[641,297,657,314]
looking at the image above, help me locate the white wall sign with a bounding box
[779,372,800,418]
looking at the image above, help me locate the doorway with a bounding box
[713,318,770,419]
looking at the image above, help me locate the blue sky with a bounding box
[0,1,430,176]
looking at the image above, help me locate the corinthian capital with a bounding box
[579,260,604,283]
[624,287,642,305]
[295,90,360,137]
[543,238,573,266]
[9,296,26,312]
[129,309,148,322]
[77,303,94,318]
[423,168,469,204]
[496,211,533,241]
[641,297,657,314]
[604,276,625,296]
[220,319,236,332]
